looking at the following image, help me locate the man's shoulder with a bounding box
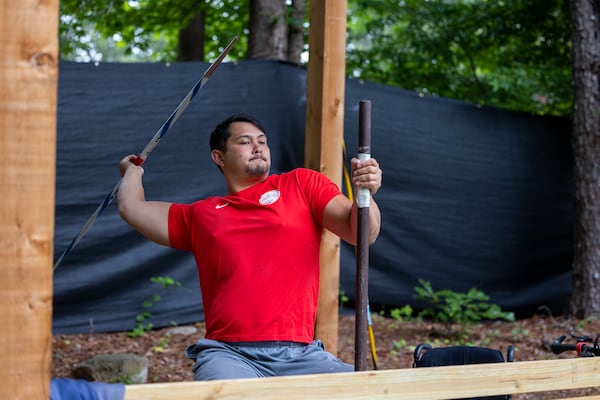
[280,167,322,179]
[172,196,222,211]
[277,168,335,191]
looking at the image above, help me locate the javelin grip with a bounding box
[357,100,372,208]
[132,155,145,166]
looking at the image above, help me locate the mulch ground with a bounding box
[52,312,600,399]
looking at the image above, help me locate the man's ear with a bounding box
[211,149,224,166]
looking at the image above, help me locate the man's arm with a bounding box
[322,157,382,245]
[117,155,171,246]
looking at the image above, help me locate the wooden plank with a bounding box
[0,0,59,399]
[556,397,600,400]
[124,358,600,400]
[305,0,348,355]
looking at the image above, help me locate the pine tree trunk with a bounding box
[178,11,205,62]
[248,0,288,60]
[287,0,306,64]
[570,0,600,318]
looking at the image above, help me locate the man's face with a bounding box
[221,121,271,178]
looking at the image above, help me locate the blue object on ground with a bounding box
[50,378,125,400]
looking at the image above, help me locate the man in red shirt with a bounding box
[118,113,382,380]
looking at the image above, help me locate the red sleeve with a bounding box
[295,168,342,224]
[168,203,192,251]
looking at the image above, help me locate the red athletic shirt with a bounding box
[168,168,342,343]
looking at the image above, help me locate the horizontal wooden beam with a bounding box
[124,357,600,400]
[562,397,600,400]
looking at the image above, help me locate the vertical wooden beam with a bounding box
[0,1,59,399]
[305,0,347,354]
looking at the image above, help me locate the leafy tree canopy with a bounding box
[59,0,248,62]
[346,0,572,116]
[60,0,572,116]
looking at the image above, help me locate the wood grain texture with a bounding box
[124,357,600,400]
[305,0,348,354]
[0,0,59,398]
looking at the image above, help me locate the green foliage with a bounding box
[575,316,598,331]
[346,0,571,116]
[511,323,531,339]
[393,338,407,350]
[129,276,181,337]
[59,1,572,115]
[152,333,172,353]
[150,275,182,289]
[59,0,248,62]
[414,279,515,325]
[339,290,349,307]
[389,305,413,321]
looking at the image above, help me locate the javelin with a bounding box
[54,36,239,270]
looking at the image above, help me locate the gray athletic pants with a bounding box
[185,338,354,381]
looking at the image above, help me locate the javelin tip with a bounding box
[203,35,240,79]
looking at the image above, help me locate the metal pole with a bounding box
[355,100,371,371]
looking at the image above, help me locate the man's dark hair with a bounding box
[209,113,266,152]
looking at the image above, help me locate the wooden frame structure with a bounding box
[123,357,600,399]
[5,2,598,400]
[0,1,348,398]
[305,0,348,354]
[1,0,59,399]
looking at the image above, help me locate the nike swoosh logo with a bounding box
[215,203,229,209]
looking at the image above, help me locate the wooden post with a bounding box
[0,1,59,399]
[305,0,348,354]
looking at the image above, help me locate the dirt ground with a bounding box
[52,312,600,399]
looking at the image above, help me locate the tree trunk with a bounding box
[287,0,306,64]
[570,0,600,318]
[248,0,288,60]
[178,11,205,62]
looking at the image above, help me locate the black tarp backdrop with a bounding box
[53,60,573,334]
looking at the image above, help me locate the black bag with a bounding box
[413,344,515,400]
